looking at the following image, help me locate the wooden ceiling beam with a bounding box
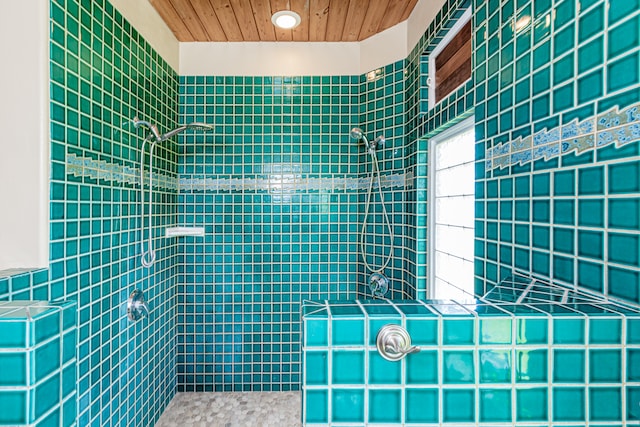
[325,0,348,42]
[342,0,368,41]
[149,0,196,41]
[188,0,227,41]
[148,0,419,42]
[379,0,409,33]
[359,0,390,40]
[165,0,210,41]
[270,0,293,41]
[400,0,419,21]
[230,0,261,41]
[250,0,277,41]
[308,0,330,41]
[291,0,310,42]
[211,0,245,41]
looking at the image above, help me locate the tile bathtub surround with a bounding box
[472,0,640,303]
[174,67,410,392]
[301,288,640,426]
[0,300,76,427]
[2,0,180,426]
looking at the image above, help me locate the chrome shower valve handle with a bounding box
[369,273,389,298]
[127,289,150,321]
[376,324,420,361]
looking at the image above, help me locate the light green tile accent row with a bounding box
[486,101,640,171]
[178,171,411,192]
[66,153,179,190]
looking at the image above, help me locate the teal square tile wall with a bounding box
[332,389,364,423]
[304,390,328,423]
[405,388,439,423]
[1,0,638,424]
[0,391,27,425]
[516,349,548,382]
[369,352,401,384]
[479,350,511,383]
[331,351,364,384]
[517,387,548,421]
[629,386,640,420]
[443,389,476,422]
[443,350,475,383]
[590,387,622,421]
[480,389,512,422]
[304,351,328,385]
[553,387,585,421]
[473,0,640,305]
[554,349,586,382]
[406,350,438,384]
[516,317,548,344]
[176,62,410,391]
[0,353,27,386]
[368,389,401,423]
[0,0,180,424]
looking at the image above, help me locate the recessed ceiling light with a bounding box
[271,10,301,30]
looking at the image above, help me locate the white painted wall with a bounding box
[180,42,360,76]
[0,0,50,275]
[359,21,408,74]
[114,0,446,76]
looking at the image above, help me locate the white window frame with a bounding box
[428,116,475,300]
[428,8,473,111]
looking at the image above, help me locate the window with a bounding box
[428,117,475,301]
[428,8,472,109]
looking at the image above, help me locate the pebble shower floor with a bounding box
[155,392,301,427]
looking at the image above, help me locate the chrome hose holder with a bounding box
[376,324,420,361]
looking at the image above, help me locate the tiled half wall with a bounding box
[302,297,640,425]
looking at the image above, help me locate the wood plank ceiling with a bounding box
[149,0,419,42]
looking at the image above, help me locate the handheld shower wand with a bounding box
[350,127,394,295]
[134,117,214,268]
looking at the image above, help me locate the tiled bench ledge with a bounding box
[0,300,77,427]
[301,291,640,426]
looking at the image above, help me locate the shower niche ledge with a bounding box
[165,226,205,237]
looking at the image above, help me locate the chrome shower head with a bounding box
[159,122,215,141]
[350,127,364,140]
